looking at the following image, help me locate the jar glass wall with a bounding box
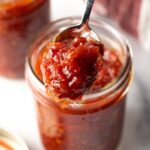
[0,0,50,78]
[26,17,133,150]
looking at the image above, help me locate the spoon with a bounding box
[54,0,100,42]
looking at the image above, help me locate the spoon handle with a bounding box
[81,0,95,26]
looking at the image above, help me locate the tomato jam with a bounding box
[26,18,133,150]
[0,140,14,150]
[37,37,103,99]
[0,0,49,78]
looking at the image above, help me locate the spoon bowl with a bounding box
[53,0,100,42]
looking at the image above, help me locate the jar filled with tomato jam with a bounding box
[26,17,133,150]
[0,0,50,78]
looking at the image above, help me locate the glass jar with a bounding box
[0,0,50,78]
[92,0,139,37]
[26,17,133,150]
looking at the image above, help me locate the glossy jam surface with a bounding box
[39,37,103,99]
[37,98,126,150]
[0,0,49,78]
[0,140,14,150]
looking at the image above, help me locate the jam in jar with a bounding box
[0,0,50,78]
[26,17,133,150]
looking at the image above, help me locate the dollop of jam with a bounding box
[40,37,103,99]
[91,50,123,90]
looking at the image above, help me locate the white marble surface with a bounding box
[0,0,150,150]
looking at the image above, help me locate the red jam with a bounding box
[0,0,49,78]
[39,37,103,99]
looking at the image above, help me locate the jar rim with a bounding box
[26,16,133,103]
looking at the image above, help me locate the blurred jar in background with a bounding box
[93,0,150,51]
[0,0,50,79]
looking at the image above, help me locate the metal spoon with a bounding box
[54,0,100,42]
